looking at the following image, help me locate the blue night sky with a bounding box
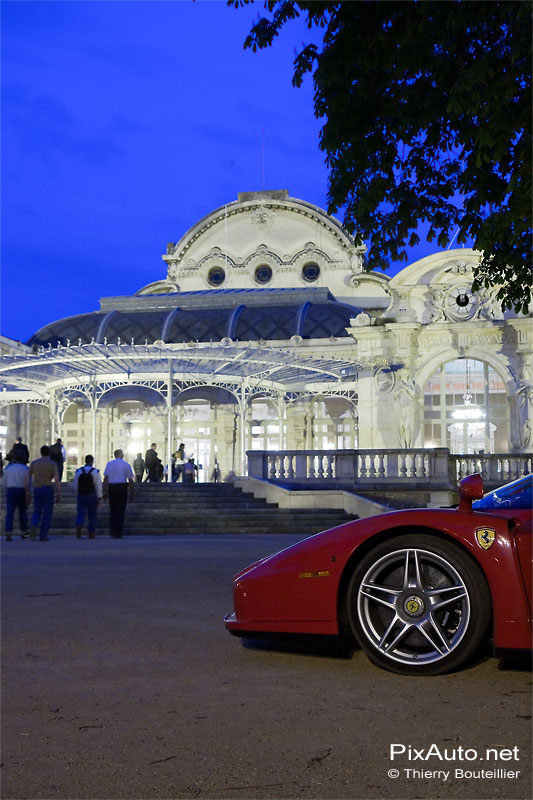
[2,0,451,344]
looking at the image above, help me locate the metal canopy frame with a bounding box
[0,341,361,398]
[0,341,362,476]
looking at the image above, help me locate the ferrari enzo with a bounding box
[225,473,532,675]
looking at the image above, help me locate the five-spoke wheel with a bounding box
[346,534,491,675]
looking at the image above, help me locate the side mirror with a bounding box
[458,473,484,511]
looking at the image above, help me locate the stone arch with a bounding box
[415,348,512,395]
[417,352,511,454]
[170,193,356,264]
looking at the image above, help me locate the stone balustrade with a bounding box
[247,449,532,490]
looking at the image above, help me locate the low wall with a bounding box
[247,449,533,491]
[232,476,391,519]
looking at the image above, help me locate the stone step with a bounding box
[1,482,357,536]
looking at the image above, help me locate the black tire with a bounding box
[346,534,491,675]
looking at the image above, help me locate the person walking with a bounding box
[182,458,198,483]
[26,445,62,541]
[6,436,29,465]
[49,438,66,481]
[144,443,160,482]
[173,443,187,482]
[211,459,221,483]
[73,455,103,539]
[133,453,145,483]
[103,450,134,538]
[2,452,29,541]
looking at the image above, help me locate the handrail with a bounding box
[247,449,532,488]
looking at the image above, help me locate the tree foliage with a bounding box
[230,0,532,313]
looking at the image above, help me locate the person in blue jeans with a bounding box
[73,454,103,539]
[25,445,62,541]
[2,454,29,541]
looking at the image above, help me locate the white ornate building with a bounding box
[1,190,531,481]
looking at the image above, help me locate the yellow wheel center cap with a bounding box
[404,595,425,616]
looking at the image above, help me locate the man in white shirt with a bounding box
[103,449,134,538]
[73,454,103,539]
[2,454,29,541]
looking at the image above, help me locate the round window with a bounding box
[207,267,226,286]
[255,265,273,285]
[302,262,320,282]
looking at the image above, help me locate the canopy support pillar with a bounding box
[167,366,173,482]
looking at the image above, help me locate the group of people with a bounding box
[2,437,217,542]
[2,438,135,541]
[1,436,68,481]
[132,443,200,483]
[2,439,63,542]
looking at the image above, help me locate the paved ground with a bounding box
[1,535,531,800]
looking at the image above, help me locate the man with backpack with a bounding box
[73,455,103,539]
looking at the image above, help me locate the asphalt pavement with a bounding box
[1,534,531,800]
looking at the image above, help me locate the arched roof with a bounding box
[27,288,360,347]
[169,190,356,263]
[389,248,482,288]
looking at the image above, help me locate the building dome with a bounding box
[28,288,360,348]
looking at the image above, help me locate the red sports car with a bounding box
[225,473,532,675]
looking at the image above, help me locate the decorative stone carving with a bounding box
[350,250,364,274]
[393,368,419,448]
[351,312,372,327]
[476,286,498,320]
[250,206,274,231]
[374,367,395,393]
[452,261,470,275]
[428,288,446,322]
[516,360,533,450]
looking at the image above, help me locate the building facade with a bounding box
[1,190,531,480]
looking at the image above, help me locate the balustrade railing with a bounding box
[247,449,532,489]
[451,454,533,483]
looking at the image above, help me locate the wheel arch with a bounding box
[336,525,493,645]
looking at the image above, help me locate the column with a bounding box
[355,369,382,448]
[49,391,56,443]
[276,392,286,451]
[92,382,98,465]
[167,368,173,482]
[239,381,247,476]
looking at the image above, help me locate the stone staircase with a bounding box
[2,482,358,536]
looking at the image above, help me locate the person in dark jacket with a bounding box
[6,437,29,465]
[144,443,160,482]
[49,438,66,481]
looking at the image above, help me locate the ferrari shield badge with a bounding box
[475,527,496,550]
